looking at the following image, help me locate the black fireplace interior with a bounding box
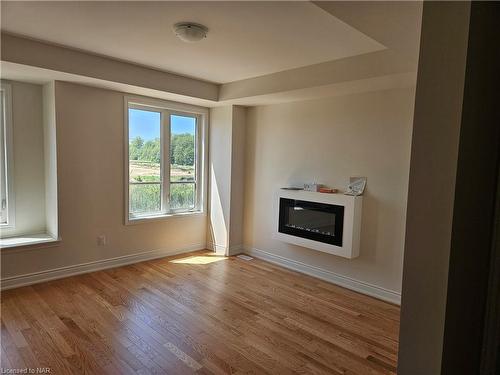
[278,198,344,246]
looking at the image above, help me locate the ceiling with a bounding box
[1,1,386,84]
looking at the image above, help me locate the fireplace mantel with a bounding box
[274,189,362,259]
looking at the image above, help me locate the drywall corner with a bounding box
[208,106,233,254]
[208,105,246,256]
[229,106,246,253]
[397,2,471,374]
[42,81,58,239]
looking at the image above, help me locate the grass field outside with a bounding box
[129,160,195,213]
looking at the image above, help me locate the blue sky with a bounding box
[129,109,195,141]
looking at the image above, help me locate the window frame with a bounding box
[0,82,15,229]
[124,96,208,224]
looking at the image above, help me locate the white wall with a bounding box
[208,106,233,253]
[243,87,415,296]
[1,82,206,279]
[42,82,58,238]
[208,105,246,255]
[0,80,46,238]
[229,106,245,249]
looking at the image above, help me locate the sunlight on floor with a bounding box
[170,255,228,265]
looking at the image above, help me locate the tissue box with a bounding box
[304,183,321,192]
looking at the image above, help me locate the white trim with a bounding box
[0,237,61,254]
[228,244,244,256]
[0,82,15,229]
[124,96,208,225]
[1,243,206,291]
[162,109,169,212]
[207,243,243,256]
[126,95,209,117]
[123,98,131,222]
[126,210,206,225]
[244,246,401,305]
[206,242,226,253]
[0,233,59,249]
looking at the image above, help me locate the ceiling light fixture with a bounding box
[173,22,208,43]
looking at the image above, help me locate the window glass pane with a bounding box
[170,115,196,183]
[129,108,162,216]
[129,184,161,214]
[170,183,195,210]
[129,109,161,183]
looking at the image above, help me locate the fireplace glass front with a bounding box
[278,198,344,246]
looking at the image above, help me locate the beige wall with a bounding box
[0,80,46,238]
[42,82,58,238]
[208,106,233,253]
[207,105,246,255]
[243,87,415,294]
[397,2,470,374]
[1,82,206,278]
[229,106,246,249]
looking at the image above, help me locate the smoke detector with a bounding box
[173,22,208,43]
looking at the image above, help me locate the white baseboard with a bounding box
[2,243,401,304]
[206,243,243,256]
[1,243,206,291]
[228,244,243,256]
[244,246,401,305]
[206,242,226,253]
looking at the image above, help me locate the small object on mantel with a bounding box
[344,177,367,196]
[281,187,303,190]
[304,183,321,192]
[319,187,338,194]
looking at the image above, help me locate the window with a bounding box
[0,83,14,228]
[125,98,206,222]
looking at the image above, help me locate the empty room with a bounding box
[1,1,499,374]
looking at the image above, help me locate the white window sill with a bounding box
[0,233,60,250]
[126,210,206,225]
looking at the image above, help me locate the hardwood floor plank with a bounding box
[104,271,272,374]
[141,256,398,373]
[1,321,27,369]
[1,250,400,374]
[0,344,13,369]
[42,284,145,373]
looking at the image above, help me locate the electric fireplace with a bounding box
[278,198,344,246]
[274,189,362,258]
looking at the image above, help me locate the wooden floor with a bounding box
[0,251,400,374]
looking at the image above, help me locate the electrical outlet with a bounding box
[97,235,107,246]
